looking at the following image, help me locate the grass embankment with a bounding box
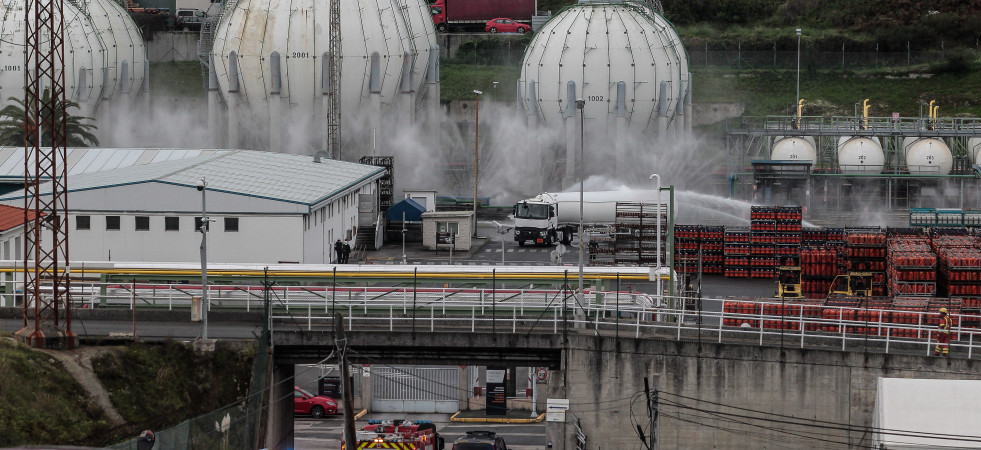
[92,341,254,443]
[694,67,981,117]
[0,335,253,448]
[151,61,206,97]
[442,61,981,118]
[0,337,113,447]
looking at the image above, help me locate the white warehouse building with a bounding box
[0,149,385,265]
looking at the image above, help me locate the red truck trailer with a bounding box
[430,0,537,32]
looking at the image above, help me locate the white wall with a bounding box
[67,213,303,263]
[0,227,22,307]
[303,183,376,263]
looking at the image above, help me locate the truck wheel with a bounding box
[436,23,447,32]
[518,240,525,247]
[489,27,498,33]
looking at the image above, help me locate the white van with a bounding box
[175,8,208,31]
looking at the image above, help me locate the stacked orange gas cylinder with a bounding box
[801,246,838,298]
[886,235,937,297]
[845,229,888,296]
[933,233,981,296]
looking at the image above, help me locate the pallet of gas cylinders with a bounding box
[886,229,937,297]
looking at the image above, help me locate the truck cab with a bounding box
[513,199,557,246]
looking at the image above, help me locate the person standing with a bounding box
[333,239,344,264]
[935,307,952,357]
[342,240,352,264]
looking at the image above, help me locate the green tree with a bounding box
[0,89,99,147]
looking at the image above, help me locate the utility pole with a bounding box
[335,313,356,450]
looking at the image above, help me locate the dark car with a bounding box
[293,386,337,418]
[452,430,507,450]
[484,18,529,33]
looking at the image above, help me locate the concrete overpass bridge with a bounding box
[5,264,981,448]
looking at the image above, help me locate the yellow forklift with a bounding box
[776,264,804,299]
[828,272,874,297]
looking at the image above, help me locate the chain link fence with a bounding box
[688,49,979,71]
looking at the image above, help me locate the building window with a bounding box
[224,217,239,232]
[165,217,179,231]
[135,216,150,231]
[76,215,91,230]
[436,221,459,235]
[106,216,120,230]
[194,217,210,232]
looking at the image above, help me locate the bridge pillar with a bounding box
[544,367,567,450]
[458,366,468,411]
[266,362,295,450]
[361,365,373,412]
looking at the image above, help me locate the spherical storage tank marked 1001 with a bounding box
[0,0,145,114]
[518,0,689,134]
[210,0,437,143]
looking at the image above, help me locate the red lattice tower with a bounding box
[17,0,76,349]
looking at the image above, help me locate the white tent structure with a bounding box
[874,378,981,449]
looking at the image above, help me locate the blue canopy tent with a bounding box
[387,197,425,222]
[386,197,425,242]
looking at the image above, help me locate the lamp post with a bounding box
[649,173,662,296]
[473,89,483,237]
[796,28,802,123]
[197,177,211,340]
[575,98,585,313]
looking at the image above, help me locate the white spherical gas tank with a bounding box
[518,1,689,133]
[0,0,105,111]
[210,0,437,146]
[968,137,981,165]
[84,0,147,99]
[837,136,884,174]
[903,137,952,175]
[771,136,817,170]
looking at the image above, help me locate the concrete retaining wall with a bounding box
[548,336,981,449]
[147,31,200,62]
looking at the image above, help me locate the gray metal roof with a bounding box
[0,150,386,206]
[0,147,227,181]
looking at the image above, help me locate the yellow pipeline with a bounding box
[862,98,870,129]
[0,267,651,281]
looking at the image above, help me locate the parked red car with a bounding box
[293,386,337,418]
[485,18,529,33]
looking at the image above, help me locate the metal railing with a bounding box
[3,281,977,358]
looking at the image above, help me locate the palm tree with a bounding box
[0,89,99,147]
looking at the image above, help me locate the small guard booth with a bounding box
[421,211,473,251]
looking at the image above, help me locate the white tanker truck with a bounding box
[512,190,663,246]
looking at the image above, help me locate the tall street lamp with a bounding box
[575,98,585,312]
[796,28,802,125]
[473,90,483,237]
[197,177,212,340]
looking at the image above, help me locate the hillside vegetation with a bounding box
[0,336,253,448]
[536,0,981,50]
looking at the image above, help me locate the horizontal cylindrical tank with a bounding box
[771,136,817,170]
[969,137,981,165]
[518,1,689,134]
[210,0,438,144]
[548,190,662,225]
[902,137,952,175]
[837,136,884,174]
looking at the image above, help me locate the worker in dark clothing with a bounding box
[334,239,344,263]
[342,240,352,264]
[935,308,952,357]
